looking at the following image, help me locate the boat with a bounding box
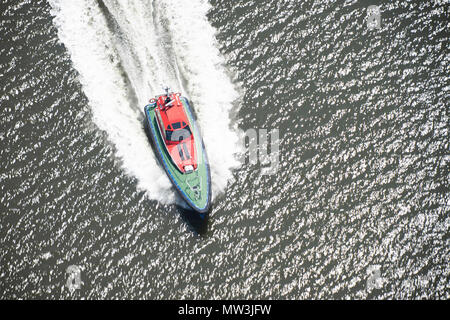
[143,88,211,214]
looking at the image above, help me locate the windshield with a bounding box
[166,125,192,142]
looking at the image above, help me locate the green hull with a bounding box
[144,97,211,213]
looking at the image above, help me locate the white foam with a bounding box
[49,0,242,204]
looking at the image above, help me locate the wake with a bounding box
[49,0,241,205]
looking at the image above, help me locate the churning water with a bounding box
[0,0,448,299]
[49,0,242,204]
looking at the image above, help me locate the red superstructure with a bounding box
[153,93,198,173]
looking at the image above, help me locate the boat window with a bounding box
[182,122,187,127]
[166,130,173,141]
[172,122,182,130]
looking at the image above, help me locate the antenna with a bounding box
[163,86,170,96]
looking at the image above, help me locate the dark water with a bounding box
[0,0,448,299]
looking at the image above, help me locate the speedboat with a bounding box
[143,88,211,214]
